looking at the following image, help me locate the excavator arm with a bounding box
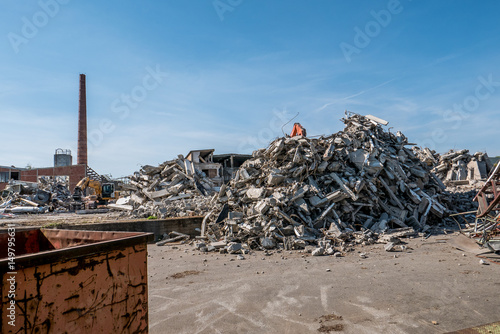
[75,177,90,189]
[73,177,103,201]
[73,177,89,201]
[290,123,306,137]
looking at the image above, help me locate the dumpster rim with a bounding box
[0,228,153,272]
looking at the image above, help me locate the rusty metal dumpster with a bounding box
[0,228,153,333]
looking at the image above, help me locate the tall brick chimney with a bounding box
[77,74,87,165]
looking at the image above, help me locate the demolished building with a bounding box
[186,149,223,186]
[414,147,493,186]
[123,155,217,218]
[213,153,253,184]
[192,112,479,252]
[184,150,252,186]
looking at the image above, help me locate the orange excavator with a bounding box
[290,123,307,137]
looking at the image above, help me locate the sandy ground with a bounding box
[147,234,499,334]
[0,212,125,227]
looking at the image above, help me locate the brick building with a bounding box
[1,74,92,193]
[0,164,87,192]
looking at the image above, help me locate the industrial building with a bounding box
[0,73,251,193]
[0,74,103,192]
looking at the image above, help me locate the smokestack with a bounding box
[77,74,87,165]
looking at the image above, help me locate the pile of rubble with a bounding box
[38,176,73,209]
[412,148,494,215]
[196,113,454,253]
[121,156,217,218]
[433,149,492,187]
[0,178,73,216]
[414,148,493,187]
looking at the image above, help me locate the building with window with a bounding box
[185,149,223,186]
[0,166,24,185]
[185,149,252,186]
[213,153,253,183]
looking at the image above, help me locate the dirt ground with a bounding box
[0,211,125,227]
[147,234,499,334]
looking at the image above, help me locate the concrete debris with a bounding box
[107,203,133,211]
[0,179,73,215]
[413,148,493,215]
[438,190,478,215]
[122,156,217,218]
[9,206,47,214]
[198,112,462,252]
[414,148,493,187]
[209,241,227,249]
[312,247,325,256]
[38,176,73,206]
[157,231,190,246]
[384,242,395,252]
[227,242,243,254]
[260,237,276,249]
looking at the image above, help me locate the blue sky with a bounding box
[1,0,499,177]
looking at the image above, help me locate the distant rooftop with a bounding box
[0,165,26,171]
